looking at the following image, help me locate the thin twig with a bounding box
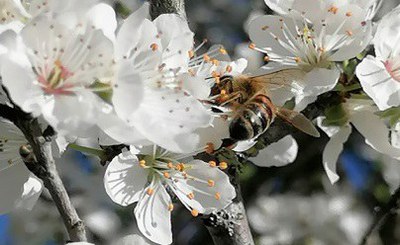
[0,104,87,242]
[359,185,400,245]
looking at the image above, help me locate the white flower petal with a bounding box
[153,14,194,70]
[104,151,148,206]
[250,135,298,167]
[303,68,340,96]
[356,55,400,110]
[374,7,400,59]
[195,117,230,150]
[171,160,236,214]
[322,125,352,184]
[351,111,400,158]
[179,73,210,100]
[15,174,43,211]
[0,162,31,214]
[112,62,144,121]
[97,109,148,146]
[134,182,172,245]
[129,87,212,153]
[328,22,372,61]
[294,94,318,112]
[0,0,31,24]
[248,15,296,59]
[233,138,258,152]
[41,92,99,137]
[115,3,150,59]
[85,3,117,42]
[1,59,44,116]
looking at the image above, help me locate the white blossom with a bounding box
[356,5,400,110]
[317,98,400,184]
[0,2,117,137]
[104,145,236,244]
[110,4,212,153]
[249,0,373,110]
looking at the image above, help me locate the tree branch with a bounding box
[149,0,186,20]
[360,184,400,245]
[1,104,87,242]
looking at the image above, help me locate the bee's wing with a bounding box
[250,69,305,92]
[275,107,320,137]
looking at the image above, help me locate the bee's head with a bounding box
[210,75,234,96]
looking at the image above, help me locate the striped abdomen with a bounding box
[229,94,275,141]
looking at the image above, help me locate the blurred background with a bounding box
[2,0,400,244]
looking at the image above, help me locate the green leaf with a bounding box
[323,103,349,126]
[89,81,113,103]
[376,107,400,127]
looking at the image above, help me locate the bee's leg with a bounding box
[220,91,244,106]
[222,138,238,149]
[199,99,219,106]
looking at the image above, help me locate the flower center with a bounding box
[384,57,400,82]
[36,60,75,95]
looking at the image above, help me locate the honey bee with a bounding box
[209,70,320,141]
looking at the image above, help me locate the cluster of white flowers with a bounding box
[1,0,400,244]
[248,0,400,184]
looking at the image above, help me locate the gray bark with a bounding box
[149,0,186,20]
[0,104,87,242]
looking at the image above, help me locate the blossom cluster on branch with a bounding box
[0,0,400,244]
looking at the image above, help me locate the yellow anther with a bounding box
[219,161,228,170]
[328,5,338,14]
[187,192,195,200]
[208,180,215,187]
[248,43,256,50]
[318,47,325,53]
[209,161,217,167]
[163,172,171,179]
[167,162,174,169]
[219,47,227,55]
[205,142,215,154]
[212,59,220,66]
[215,192,221,200]
[175,163,185,172]
[203,54,211,62]
[168,203,174,212]
[226,65,232,73]
[54,59,62,68]
[294,57,302,63]
[150,43,158,51]
[139,160,146,167]
[263,56,270,62]
[146,188,154,196]
[188,50,195,58]
[220,89,227,95]
[215,76,220,84]
[346,30,353,36]
[191,209,199,217]
[346,12,352,17]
